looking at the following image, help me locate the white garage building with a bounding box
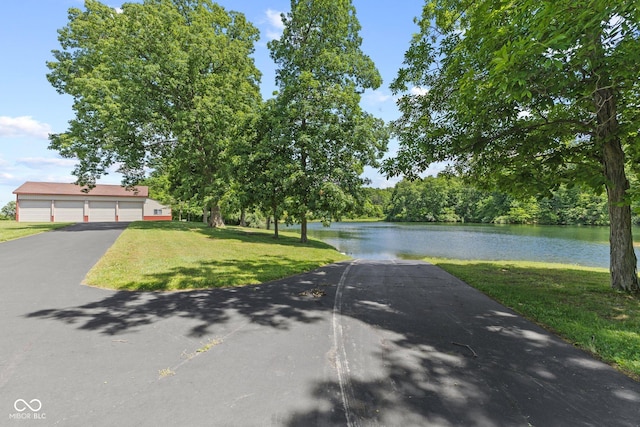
[13,182,171,223]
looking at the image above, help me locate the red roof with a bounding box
[13,182,149,198]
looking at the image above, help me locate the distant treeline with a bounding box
[362,176,640,226]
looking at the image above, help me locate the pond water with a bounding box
[284,222,640,268]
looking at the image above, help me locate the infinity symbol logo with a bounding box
[14,399,42,412]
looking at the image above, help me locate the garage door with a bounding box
[18,200,51,222]
[89,201,116,222]
[54,200,84,222]
[118,201,143,221]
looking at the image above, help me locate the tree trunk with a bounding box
[596,87,638,292]
[300,214,308,243]
[266,216,271,230]
[603,140,638,292]
[272,204,279,238]
[203,206,209,225]
[240,208,246,227]
[208,204,225,228]
[299,118,309,244]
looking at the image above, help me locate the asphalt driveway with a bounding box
[1,223,639,426]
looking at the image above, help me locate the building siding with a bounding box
[14,182,171,223]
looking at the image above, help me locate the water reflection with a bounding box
[284,222,640,268]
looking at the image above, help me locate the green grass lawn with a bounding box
[427,258,640,380]
[0,221,71,242]
[84,221,350,291]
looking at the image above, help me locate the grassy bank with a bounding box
[427,258,640,380]
[0,221,71,242]
[85,221,350,291]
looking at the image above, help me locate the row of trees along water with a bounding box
[362,176,640,226]
[146,174,638,228]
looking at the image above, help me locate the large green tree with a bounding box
[268,0,389,242]
[47,0,261,226]
[386,0,640,292]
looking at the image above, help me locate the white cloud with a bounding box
[603,14,627,50]
[366,173,401,189]
[0,116,52,139]
[16,157,77,168]
[265,9,284,40]
[0,155,17,185]
[517,110,532,120]
[266,9,284,29]
[363,90,393,105]
[423,162,447,177]
[266,29,282,40]
[39,174,76,183]
[0,171,16,183]
[410,86,429,96]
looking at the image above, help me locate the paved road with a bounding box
[1,223,639,426]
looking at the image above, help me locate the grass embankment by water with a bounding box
[84,221,349,291]
[0,221,71,242]
[427,258,640,380]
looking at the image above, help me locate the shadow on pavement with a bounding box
[25,261,640,426]
[27,264,343,336]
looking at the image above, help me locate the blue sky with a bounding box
[0,0,438,207]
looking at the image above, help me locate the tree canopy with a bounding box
[47,0,262,226]
[385,0,640,292]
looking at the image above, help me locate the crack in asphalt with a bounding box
[332,260,359,427]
